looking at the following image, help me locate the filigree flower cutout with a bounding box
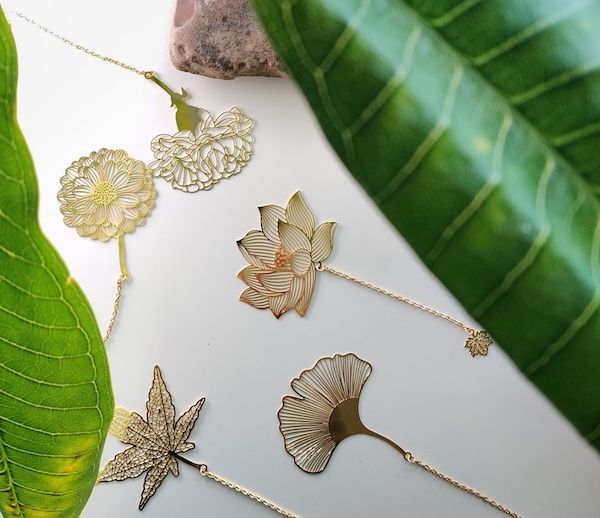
[150,108,254,192]
[278,353,373,473]
[58,148,156,241]
[237,192,336,318]
[98,366,205,510]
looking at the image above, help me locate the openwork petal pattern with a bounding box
[58,148,156,241]
[237,192,336,318]
[150,107,254,192]
[278,353,372,473]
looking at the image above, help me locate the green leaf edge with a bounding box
[0,8,113,517]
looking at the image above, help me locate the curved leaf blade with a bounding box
[253,0,600,451]
[0,10,113,517]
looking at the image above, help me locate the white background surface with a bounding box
[4,1,600,517]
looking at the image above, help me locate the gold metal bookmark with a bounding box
[58,148,156,341]
[237,192,492,357]
[99,366,297,516]
[14,11,255,194]
[11,10,254,340]
[279,353,521,517]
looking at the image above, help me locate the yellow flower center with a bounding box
[92,181,118,206]
[274,247,290,269]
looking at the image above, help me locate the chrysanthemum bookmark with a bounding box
[58,148,157,341]
[237,192,493,357]
[279,354,521,517]
[98,366,298,517]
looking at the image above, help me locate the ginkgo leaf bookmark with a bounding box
[98,366,298,516]
[237,192,493,357]
[278,353,521,517]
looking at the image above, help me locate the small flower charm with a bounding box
[465,330,492,357]
[150,108,254,193]
[58,148,156,241]
[237,192,336,318]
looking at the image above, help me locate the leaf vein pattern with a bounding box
[0,362,94,388]
[510,58,600,105]
[319,0,371,74]
[375,65,464,202]
[525,218,600,375]
[470,1,591,66]
[349,27,422,136]
[430,0,483,28]
[0,21,105,515]
[0,336,88,360]
[551,120,600,147]
[425,112,513,264]
[472,156,555,318]
[282,0,361,174]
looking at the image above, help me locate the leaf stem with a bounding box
[117,234,129,280]
[171,452,205,472]
[363,428,408,458]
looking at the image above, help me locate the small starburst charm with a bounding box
[465,330,492,357]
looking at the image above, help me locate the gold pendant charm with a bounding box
[146,73,254,193]
[465,329,492,357]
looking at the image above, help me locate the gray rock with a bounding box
[170,0,287,79]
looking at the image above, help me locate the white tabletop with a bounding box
[6,1,600,516]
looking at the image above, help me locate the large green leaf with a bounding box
[253,0,600,451]
[0,10,113,517]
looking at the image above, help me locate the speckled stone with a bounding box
[170,0,287,79]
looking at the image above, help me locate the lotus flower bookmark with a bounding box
[98,366,298,516]
[279,354,521,517]
[237,192,493,357]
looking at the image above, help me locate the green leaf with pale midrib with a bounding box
[0,9,113,517]
[253,0,600,451]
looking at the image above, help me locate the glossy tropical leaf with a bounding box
[0,10,113,517]
[253,0,600,452]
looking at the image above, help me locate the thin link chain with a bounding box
[317,264,472,334]
[12,11,150,76]
[404,453,522,518]
[103,275,128,343]
[198,464,298,518]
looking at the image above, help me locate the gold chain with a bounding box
[404,453,522,518]
[317,263,472,334]
[198,464,298,517]
[11,11,151,77]
[103,275,128,343]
